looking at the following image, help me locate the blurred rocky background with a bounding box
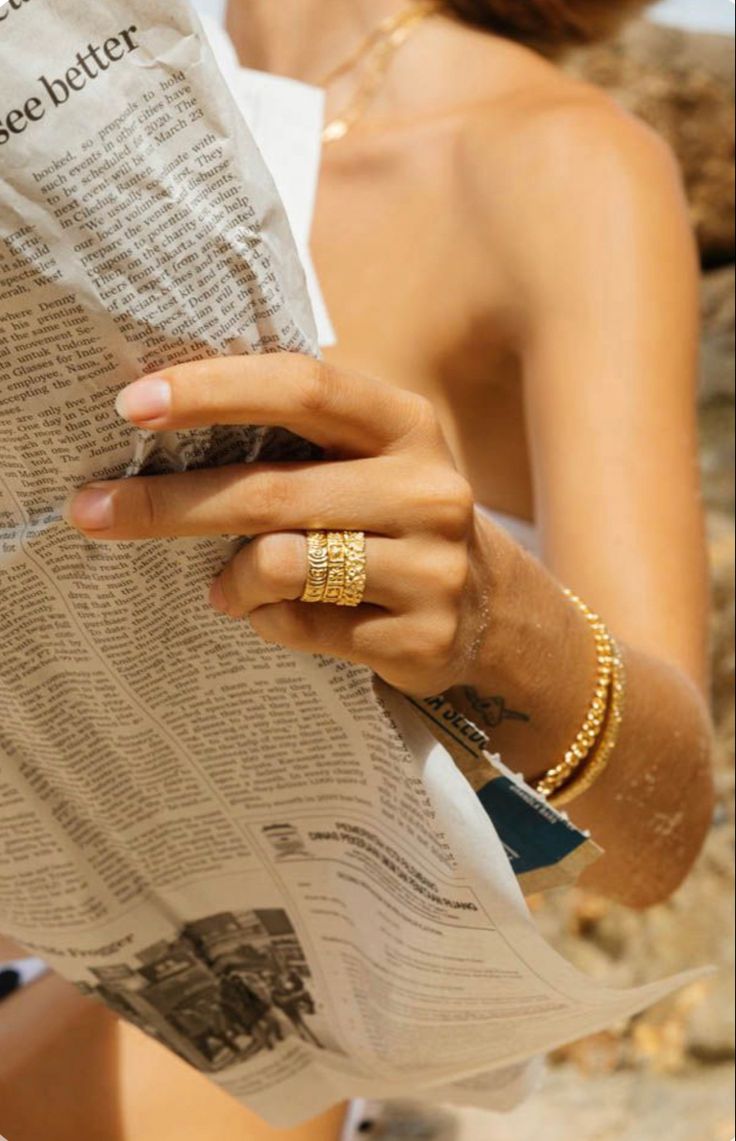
[370,17,735,1141]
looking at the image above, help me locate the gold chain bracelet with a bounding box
[549,637,626,807]
[533,589,624,803]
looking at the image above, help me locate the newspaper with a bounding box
[0,0,711,1128]
[197,12,335,348]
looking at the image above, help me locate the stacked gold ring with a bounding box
[301,530,368,608]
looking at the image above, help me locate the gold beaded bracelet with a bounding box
[549,637,626,807]
[533,589,624,804]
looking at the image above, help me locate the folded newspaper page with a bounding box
[0,0,711,1127]
[198,12,335,348]
[411,694,604,896]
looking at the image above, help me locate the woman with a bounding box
[3,1,715,1138]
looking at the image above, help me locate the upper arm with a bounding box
[498,103,709,694]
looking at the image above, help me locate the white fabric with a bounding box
[0,958,48,988]
[194,0,226,19]
[341,1100,370,1139]
[199,13,336,346]
[479,506,540,555]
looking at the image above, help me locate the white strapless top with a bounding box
[480,506,540,555]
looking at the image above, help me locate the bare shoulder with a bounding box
[449,33,687,249]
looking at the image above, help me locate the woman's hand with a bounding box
[65,347,715,910]
[66,353,484,697]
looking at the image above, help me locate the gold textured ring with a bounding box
[301,531,330,603]
[339,531,368,608]
[322,531,348,606]
[300,530,367,608]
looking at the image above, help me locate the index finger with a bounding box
[115,353,427,456]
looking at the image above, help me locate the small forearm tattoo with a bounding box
[461,687,531,729]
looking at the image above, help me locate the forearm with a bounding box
[452,519,715,908]
[558,646,714,907]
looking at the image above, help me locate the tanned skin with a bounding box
[2,3,714,1138]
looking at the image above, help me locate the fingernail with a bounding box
[116,378,171,424]
[67,488,114,531]
[209,579,228,614]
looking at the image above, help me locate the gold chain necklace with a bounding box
[321,1,444,145]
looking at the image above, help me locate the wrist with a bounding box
[457,516,599,783]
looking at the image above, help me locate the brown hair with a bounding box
[444,0,651,55]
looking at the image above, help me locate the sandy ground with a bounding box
[375,1066,735,1140]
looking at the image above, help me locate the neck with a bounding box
[226,0,408,84]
